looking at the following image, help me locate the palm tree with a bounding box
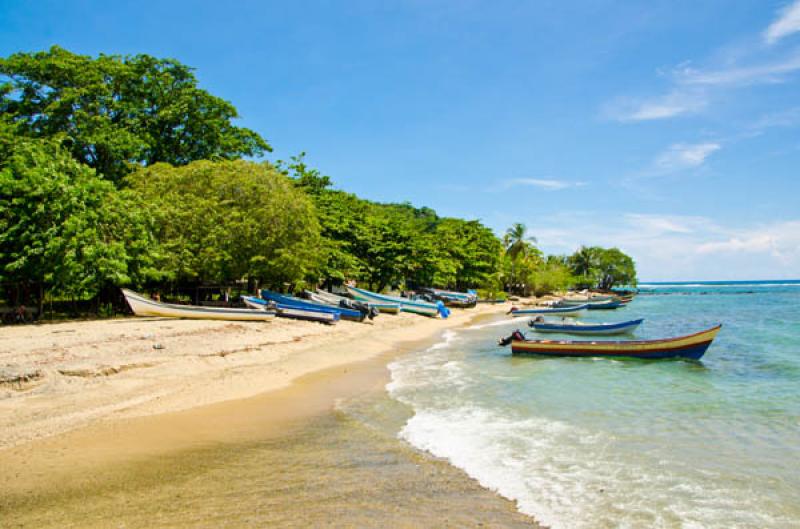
[503,223,537,294]
[569,246,598,287]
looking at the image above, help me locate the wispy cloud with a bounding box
[751,106,800,130]
[606,4,800,123]
[653,142,721,171]
[675,52,800,86]
[502,178,587,191]
[605,90,707,122]
[765,0,800,44]
[508,211,800,280]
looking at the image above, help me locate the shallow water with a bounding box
[388,281,800,528]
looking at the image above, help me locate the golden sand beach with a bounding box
[0,304,542,527]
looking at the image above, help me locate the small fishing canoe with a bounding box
[242,296,339,324]
[528,318,643,335]
[508,304,589,317]
[346,286,448,317]
[557,295,615,306]
[122,289,276,322]
[586,299,623,310]
[418,287,478,308]
[500,324,722,360]
[310,289,400,314]
[260,289,369,322]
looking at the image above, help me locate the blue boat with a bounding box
[586,299,623,310]
[528,317,643,335]
[260,289,369,322]
[346,286,449,318]
[508,304,589,317]
[242,296,340,324]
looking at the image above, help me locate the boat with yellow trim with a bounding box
[499,324,722,360]
[122,289,276,322]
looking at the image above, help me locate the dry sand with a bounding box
[0,302,547,528]
[0,303,510,449]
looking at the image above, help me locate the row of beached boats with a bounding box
[121,285,468,325]
[499,291,722,360]
[122,287,721,361]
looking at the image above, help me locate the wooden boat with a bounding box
[122,289,276,322]
[500,324,722,360]
[528,317,643,335]
[508,304,589,317]
[309,289,400,315]
[418,287,478,308]
[260,289,370,322]
[346,286,447,317]
[242,296,339,324]
[586,299,623,310]
[557,295,615,306]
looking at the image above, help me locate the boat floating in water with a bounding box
[500,324,722,360]
[242,295,339,324]
[346,286,449,318]
[528,317,643,336]
[122,289,276,322]
[508,304,589,317]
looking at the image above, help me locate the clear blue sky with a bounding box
[2,0,799,281]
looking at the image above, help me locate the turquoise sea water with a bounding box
[387,281,800,528]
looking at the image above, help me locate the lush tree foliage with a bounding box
[0,46,270,183]
[0,46,638,315]
[0,134,157,310]
[567,246,637,289]
[126,160,321,289]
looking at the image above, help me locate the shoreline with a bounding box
[0,302,509,448]
[0,302,543,527]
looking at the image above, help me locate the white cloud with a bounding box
[751,106,800,130]
[605,4,800,122]
[508,211,800,281]
[502,178,587,191]
[654,142,721,171]
[623,213,706,234]
[675,52,800,86]
[696,221,800,262]
[765,0,800,44]
[605,90,707,122]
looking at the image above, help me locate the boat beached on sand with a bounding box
[528,317,643,335]
[500,324,722,360]
[309,289,401,314]
[242,295,339,324]
[122,289,276,322]
[260,289,375,322]
[418,287,478,308]
[346,285,449,318]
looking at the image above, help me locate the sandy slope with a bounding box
[0,302,509,449]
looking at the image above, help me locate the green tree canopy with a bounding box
[126,160,321,288]
[0,134,158,309]
[567,246,637,290]
[0,46,270,184]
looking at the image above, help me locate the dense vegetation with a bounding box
[0,47,636,317]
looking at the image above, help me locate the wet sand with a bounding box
[0,304,542,527]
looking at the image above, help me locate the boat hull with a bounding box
[243,296,338,324]
[123,289,276,322]
[510,325,721,360]
[586,300,623,310]
[530,318,643,335]
[309,290,400,315]
[510,304,589,317]
[261,289,365,321]
[346,286,443,317]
